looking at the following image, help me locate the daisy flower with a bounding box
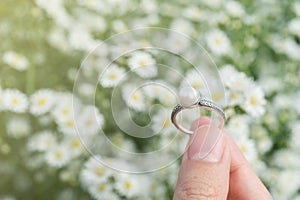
[122,84,146,111]
[52,92,80,122]
[243,86,266,117]
[115,173,140,198]
[80,156,114,186]
[76,105,104,135]
[6,117,31,139]
[63,135,85,157]
[225,1,245,18]
[226,115,250,140]
[128,51,157,78]
[2,51,29,71]
[46,145,71,168]
[236,138,257,163]
[57,115,76,135]
[226,90,244,106]
[180,69,206,92]
[152,109,175,136]
[293,2,300,16]
[99,64,126,87]
[205,29,231,56]
[89,181,116,200]
[166,33,190,53]
[3,89,28,113]
[27,130,56,152]
[77,83,94,97]
[0,87,5,111]
[30,89,55,115]
[288,18,300,37]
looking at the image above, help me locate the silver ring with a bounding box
[171,98,226,135]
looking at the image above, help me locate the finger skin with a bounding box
[225,134,273,200]
[174,117,230,200]
[174,137,230,200]
[174,117,272,200]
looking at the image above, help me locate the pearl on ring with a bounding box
[178,86,199,107]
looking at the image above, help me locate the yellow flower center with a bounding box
[71,139,81,148]
[109,73,117,80]
[66,120,74,127]
[62,108,69,115]
[192,82,201,89]
[55,151,62,159]
[240,144,247,153]
[11,98,19,105]
[132,93,140,101]
[250,96,258,105]
[85,119,93,126]
[139,60,148,67]
[215,37,222,45]
[98,183,106,192]
[12,55,21,65]
[38,98,46,105]
[95,167,105,176]
[163,119,171,128]
[125,181,132,189]
[231,93,238,99]
[213,92,222,101]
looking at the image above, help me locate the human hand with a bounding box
[173,117,272,200]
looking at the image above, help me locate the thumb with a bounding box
[174,117,230,200]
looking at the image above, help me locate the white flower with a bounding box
[166,33,190,53]
[293,2,300,16]
[0,87,5,110]
[281,38,300,60]
[63,136,85,157]
[272,149,300,169]
[243,86,266,117]
[89,181,116,200]
[152,109,175,136]
[180,69,206,92]
[57,115,76,135]
[128,51,157,78]
[3,89,28,113]
[115,173,140,198]
[143,80,176,106]
[270,170,300,200]
[226,90,244,106]
[236,138,257,163]
[27,131,56,152]
[46,145,71,168]
[170,18,194,36]
[225,1,245,18]
[30,89,55,115]
[6,117,31,139]
[183,6,205,21]
[2,51,29,71]
[122,84,146,111]
[288,18,300,37]
[226,115,250,140]
[52,93,80,122]
[99,64,126,87]
[206,29,231,56]
[80,156,114,187]
[201,0,222,9]
[76,105,104,135]
[68,27,95,51]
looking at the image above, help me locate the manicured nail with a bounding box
[187,124,224,162]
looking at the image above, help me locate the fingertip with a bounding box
[190,116,212,131]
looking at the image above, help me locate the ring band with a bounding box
[171,98,226,135]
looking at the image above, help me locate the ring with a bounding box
[171,87,226,135]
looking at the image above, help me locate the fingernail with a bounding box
[187,124,224,162]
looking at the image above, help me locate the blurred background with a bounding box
[0,0,300,199]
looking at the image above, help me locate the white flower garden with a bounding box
[0,0,300,199]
